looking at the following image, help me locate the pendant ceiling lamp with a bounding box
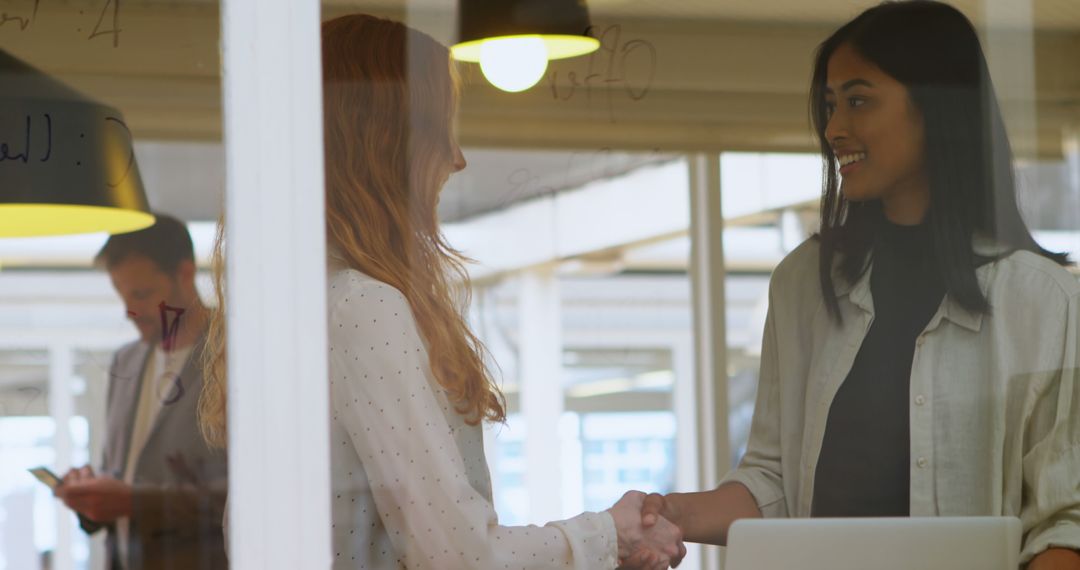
[451,0,600,93]
[0,50,154,238]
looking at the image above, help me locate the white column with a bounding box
[559,412,585,517]
[220,0,331,568]
[518,265,566,523]
[672,339,704,570]
[48,344,75,570]
[688,154,728,569]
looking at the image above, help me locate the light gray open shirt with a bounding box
[721,237,1080,565]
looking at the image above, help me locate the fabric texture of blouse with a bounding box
[720,236,1080,565]
[326,257,619,569]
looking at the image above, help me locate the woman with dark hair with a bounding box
[632,1,1080,567]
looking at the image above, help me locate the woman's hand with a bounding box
[607,491,686,569]
[640,492,681,529]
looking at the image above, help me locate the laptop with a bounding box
[725,517,1021,570]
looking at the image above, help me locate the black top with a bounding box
[811,220,946,517]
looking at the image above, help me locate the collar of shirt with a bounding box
[829,234,1009,334]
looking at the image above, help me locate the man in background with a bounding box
[56,214,227,569]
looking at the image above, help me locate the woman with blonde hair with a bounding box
[200,13,684,570]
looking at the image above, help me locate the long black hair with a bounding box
[810,0,1069,322]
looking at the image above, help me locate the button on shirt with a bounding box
[720,236,1080,565]
[325,259,618,569]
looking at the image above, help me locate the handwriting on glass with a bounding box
[0,0,37,31]
[0,113,51,164]
[0,0,121,47]
[103,116,136,187]
[18,386,42,413]
[499,147,665,209]
[156,302,186,404]
[155,371,185,405]
[501,148,617,206]
[503,167,555,206]
[0,386,44,415]
[1,115,136,188]
[547,24,658,122]
[98,302,187,405]
[158,302,185,352]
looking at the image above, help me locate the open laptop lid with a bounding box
[725,517,1021,570]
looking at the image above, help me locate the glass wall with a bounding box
[0,1,224,568]
[2,0,1078,569]
[320,1,1080,568]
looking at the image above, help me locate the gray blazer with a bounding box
[81,333,228,570]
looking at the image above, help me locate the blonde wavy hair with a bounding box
[199,14,506,448]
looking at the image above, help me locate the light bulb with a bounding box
[478,36,548,93]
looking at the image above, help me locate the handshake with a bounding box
[607,490,685,569]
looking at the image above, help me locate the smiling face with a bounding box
[824,43,930,222]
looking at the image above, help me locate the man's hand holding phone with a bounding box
[53,465,134,523]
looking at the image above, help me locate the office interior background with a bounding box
[0,0,1078,568]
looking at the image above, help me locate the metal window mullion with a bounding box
[48,344,75,570]
[688,153,728,569]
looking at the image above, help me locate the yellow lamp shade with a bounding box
[451,34,600,63]
[1,49,152,238]
[0,205,154,238]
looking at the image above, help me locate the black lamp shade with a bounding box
[0,49,153,237]
[459,0,591,42]
[453,0,598,62]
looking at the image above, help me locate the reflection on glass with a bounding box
[202,13,687,569]
[60,217,227,570]
[646,3,1080,569]
[1,0,1077,567]
[1,1,225,567]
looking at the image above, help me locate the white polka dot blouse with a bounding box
[326,257,619,570]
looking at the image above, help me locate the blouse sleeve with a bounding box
[328,276,618,570]
[1018,289,1080,564]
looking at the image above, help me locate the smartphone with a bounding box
[28,466,62,490]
